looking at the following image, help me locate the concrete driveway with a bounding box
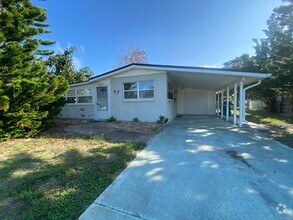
[80,117,293,220]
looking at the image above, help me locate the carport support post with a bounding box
[233,82,237,125]
[221,89,224,119]
[239,81,244,127]
[226,87,229,121]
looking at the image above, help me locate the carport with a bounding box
[166,66,271,127]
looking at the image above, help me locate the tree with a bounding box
[223,54,260,72]
[112,42,148,69]
[47,46,93,84]
[0,0,69,139]
[224,1,293,113]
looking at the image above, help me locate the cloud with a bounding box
[72,56,82,70]
[80,45,85,54]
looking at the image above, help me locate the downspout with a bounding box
[243,80,262,121]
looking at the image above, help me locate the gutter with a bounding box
[242,79,262,121]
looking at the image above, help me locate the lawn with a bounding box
[246,109,293,147]
[246,109,293,126]
[0,137,145,220]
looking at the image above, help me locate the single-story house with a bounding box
[59,63,271,127]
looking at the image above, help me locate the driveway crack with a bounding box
[96,202,146,220]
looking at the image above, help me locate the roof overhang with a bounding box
[167,71,267,90]
[70,63,271,89]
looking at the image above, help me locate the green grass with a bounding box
[0,138,145,220]
[246,109,293,147]
[246,109,293,127]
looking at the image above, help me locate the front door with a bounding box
[96,86,110,120]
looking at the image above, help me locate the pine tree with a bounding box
[0,0,69,139]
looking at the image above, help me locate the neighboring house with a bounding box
[248,100,267,110]
[59,63,271,127]
[248,96,293,115]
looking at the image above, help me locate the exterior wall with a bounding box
[110,72,168,122]
[177,88,215,115]
[59,80,110,120]
[59,84,95,119]
[59,105,95,119]
[166,101,177,120]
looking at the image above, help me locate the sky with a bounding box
[33,0,282,76]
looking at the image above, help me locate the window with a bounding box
[66,90,77,103]
[97,86,108,110]
[124,82,138,99]
[123,81,154,100]
[65,88,93,104]
[167,82,175,100]
[77,89,92,103]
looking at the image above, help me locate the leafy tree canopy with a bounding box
[47,46,93,84]
[224,1,293,113]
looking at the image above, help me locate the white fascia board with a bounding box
[138,65,272,78]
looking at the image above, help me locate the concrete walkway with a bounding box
[80,117,293,220]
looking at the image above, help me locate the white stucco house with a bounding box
[59,63,271,127]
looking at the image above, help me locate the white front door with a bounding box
[96,86,110,120]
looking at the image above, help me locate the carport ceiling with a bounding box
[168,71,265,91]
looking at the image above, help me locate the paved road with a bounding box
[80,117,293,220]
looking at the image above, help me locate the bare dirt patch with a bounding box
[42,119,163,143]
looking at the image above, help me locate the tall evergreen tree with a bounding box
[0,0,68,139]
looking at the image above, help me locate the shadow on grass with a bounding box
[246,110,293,148]
[0,142,145,220]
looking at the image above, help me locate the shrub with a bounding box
[164,118,169,123]
[157,115,164,124]
[157,115,169,124]
[106,116,117,122]
[132,117,140,122]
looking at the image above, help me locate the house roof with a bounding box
[71,63,271,89]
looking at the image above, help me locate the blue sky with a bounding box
[33,0,281,75]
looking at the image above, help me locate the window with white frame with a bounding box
[167,82,175,100]
[123,81,154,100]
[77,89,92,103]
[65,88,93,103]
